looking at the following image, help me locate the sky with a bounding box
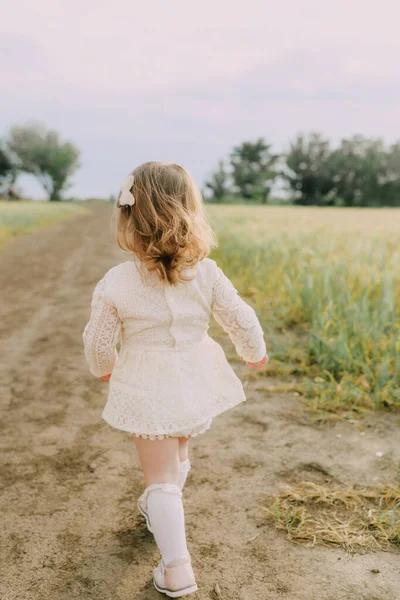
[2,0,400,199]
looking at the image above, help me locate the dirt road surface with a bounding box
[1,202,399,600]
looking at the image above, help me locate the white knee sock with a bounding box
[144,483,189,566]
[178,458,191,490]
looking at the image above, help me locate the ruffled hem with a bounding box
[129,419,213,440]
[101,410,215,439]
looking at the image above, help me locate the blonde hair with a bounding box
[114,161,217,285]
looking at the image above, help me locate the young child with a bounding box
[82,162,268,597]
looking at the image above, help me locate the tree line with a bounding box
[0,123,80,201]
[205,134,400,207]
[2,123,400,206]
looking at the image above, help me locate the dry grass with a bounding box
[263,481,400,553]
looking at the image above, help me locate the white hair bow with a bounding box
[119,174,135,206]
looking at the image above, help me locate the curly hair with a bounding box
[114,162,217,285]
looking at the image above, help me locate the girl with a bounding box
[82,162,268,597]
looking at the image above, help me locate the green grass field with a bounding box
[207,205,400,414]
[0,200,87,250]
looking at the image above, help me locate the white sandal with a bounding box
[153,556,198,598]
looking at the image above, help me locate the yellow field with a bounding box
[207,205,400,413]
[0,200,87,250]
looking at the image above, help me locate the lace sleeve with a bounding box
[211,262,266,363]
[82,277,121,377]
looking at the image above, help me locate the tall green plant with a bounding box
[209,212,400,412]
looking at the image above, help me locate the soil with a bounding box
[1,201,399,600]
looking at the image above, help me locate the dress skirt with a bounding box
[101,335,246,440]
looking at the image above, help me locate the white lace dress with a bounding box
[82,256,266,440]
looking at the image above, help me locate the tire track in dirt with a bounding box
[1,201,399,600]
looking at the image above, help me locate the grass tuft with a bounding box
[263,481,400,553]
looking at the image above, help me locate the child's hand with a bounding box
[99,373,112,382]
[240,355,269,371]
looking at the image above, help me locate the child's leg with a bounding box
[178,436,189,461]
[134,436,180,487]
[132,436,189,564]
[178,436,191,490]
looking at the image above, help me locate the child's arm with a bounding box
[82,277,121,378]
[211,261,267,364]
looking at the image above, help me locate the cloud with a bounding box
[1,0,400,197]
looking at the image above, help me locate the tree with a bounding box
[0,144,14,182]
[380,142,400,206]
[205,160,230,201]
[230,139,278,202]
[285,133,335,205]
[7,123,80,201]
[329,136,388,207]
[0,143,18,198]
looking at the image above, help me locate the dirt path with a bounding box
[1,202,399,600]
